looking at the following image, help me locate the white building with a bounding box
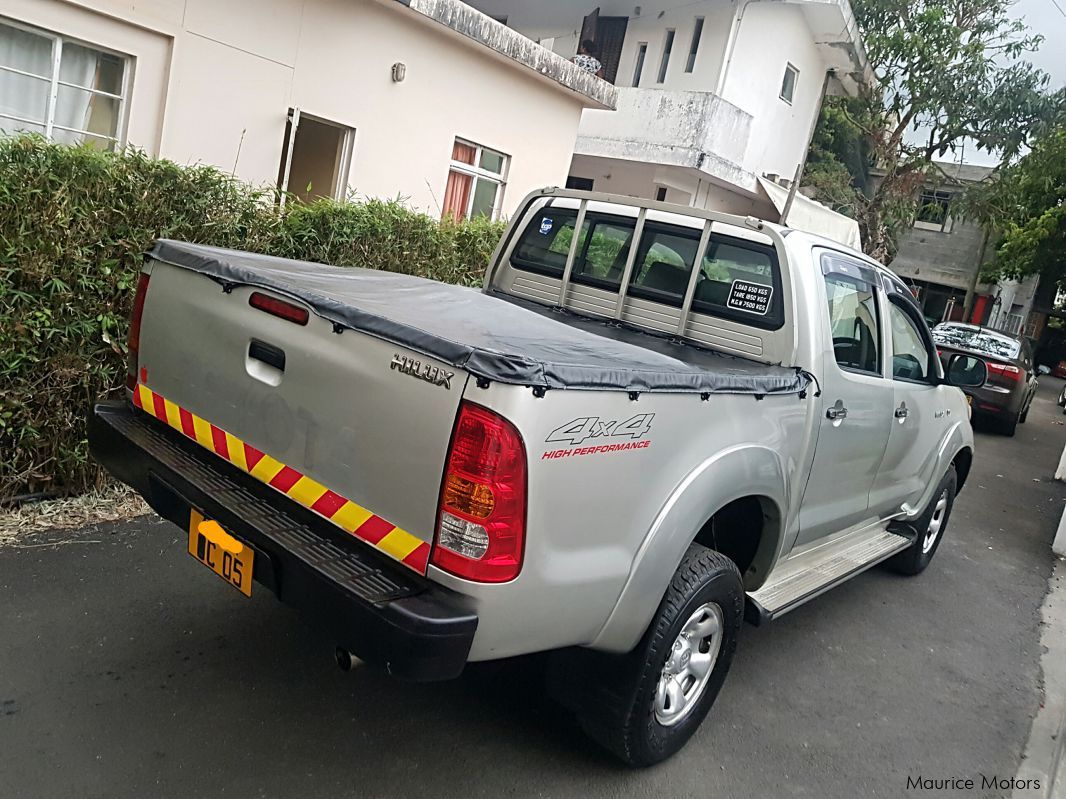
[468,0,870,244]
[1,0,615,220]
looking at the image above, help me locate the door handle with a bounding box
[826,401,848,421]
[894,405,909,420]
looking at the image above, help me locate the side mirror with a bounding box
[945,353,987,388]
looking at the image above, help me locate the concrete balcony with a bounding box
[575,87,757,193]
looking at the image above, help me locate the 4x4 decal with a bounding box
[546,414,654,445]
[542,414,654,461]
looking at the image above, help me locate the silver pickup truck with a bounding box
[90,189,986,766]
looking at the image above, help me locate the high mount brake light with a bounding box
[249,292,310,326]
[432,402,527,583]
[126,273,150,391]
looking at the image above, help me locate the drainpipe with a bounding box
[780,68,835,226]
[715,0,758,96]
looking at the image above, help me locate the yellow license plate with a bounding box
[188,510,254,597]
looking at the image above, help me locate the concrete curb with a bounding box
[1014,559,1066,798]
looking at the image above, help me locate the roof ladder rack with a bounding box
[613,208,647,320]
[557,199,588,309]
[677,219,714,336]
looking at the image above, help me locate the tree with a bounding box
[804,0,1056,262]
[967,115,1066,310]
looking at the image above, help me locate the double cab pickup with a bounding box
[90,189,985,765]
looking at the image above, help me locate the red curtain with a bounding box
[443,170,473,221]
[452,140,476,165]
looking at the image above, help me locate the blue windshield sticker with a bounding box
[539,218,554,235]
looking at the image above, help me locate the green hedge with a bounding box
[0,135,506,500]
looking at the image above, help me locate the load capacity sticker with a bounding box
[726,279,773,315]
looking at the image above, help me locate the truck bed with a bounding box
[149,240,810,396]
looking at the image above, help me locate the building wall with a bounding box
[6,0,587,218]
[719,2,825,182]
[610,2,735,91]
[890,219,988,293]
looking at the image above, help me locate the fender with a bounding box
[589,444,790,653]
[900,413,973,523]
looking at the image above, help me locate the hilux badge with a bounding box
[390,354,453,389]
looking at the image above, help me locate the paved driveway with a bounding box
[2,382,1064,798]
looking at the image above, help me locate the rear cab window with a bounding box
[510,205,784,330]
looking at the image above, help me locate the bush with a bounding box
[0,135,506,499]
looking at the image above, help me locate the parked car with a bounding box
[89,189,985,767]
[931,323,1037,436]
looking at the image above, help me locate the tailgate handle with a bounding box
[249,340,286,372]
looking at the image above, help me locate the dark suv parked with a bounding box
[932,323,1038,436]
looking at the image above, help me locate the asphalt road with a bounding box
[3,382,1065,799]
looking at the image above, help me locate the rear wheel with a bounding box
[1020,396,1031,424]
[563,545,743,767]
[999,412,1019,437]
[887,466,956,576]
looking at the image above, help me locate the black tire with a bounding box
[1019,399,1030,424]
[999,412,1019,437]
[887,466,957,576]
[569,545,743,767]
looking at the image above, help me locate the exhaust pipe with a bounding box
[335,647,362,672]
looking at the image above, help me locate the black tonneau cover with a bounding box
[148,240,810,396]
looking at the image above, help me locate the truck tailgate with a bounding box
[136,262,467,571]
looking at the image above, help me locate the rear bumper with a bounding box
[88,401,477,681]
[964,385,1023,416]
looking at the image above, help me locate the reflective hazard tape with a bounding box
[133,383,431,573]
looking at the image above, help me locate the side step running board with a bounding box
[745,528,913,624]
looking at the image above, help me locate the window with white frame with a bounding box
[442,139,509,221]
[0,18,128,150]
[780,63,799,104]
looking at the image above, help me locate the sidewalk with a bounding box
[1015,559,1066,798]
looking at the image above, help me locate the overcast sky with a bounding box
[1015,0,1066,86]
[950,0,1066,166]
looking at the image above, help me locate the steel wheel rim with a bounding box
[922,490,949,554]
[653,602,724,727]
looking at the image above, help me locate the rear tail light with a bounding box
[125,273,150,391]
[249,292,309,325]
[432,402,527,583]
[985,361,1022,384]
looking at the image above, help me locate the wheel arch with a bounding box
[588,445,790,653]
[952,446,973,493]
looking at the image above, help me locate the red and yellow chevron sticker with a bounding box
[132,383,431,573]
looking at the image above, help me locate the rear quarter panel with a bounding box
[431,382,812,660]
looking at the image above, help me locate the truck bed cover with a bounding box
[148,240,810,396]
